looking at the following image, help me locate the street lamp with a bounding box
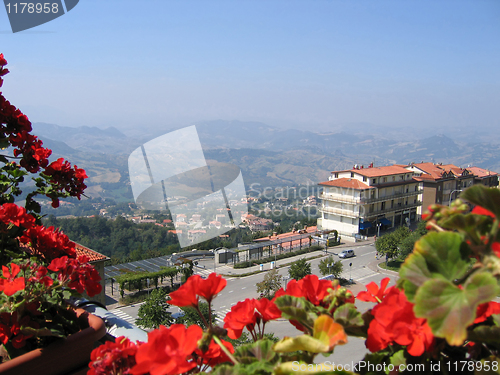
[449,189,463,206]
[376,222,381,238]
[349,262,352,284]
[327,263,332,276]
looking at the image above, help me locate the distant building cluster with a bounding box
[318,162,499,239]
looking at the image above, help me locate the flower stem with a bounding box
[212,335,239,365]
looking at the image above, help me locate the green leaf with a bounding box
[234,340,277,364]
[399,232,470,301]
[274,295,318,333]
[462,185,500,219]
[333,303,364,328]
[389,350,406,374]
[414,271,499,346]
[468,325,500,345]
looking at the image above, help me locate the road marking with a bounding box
[230,302,236,306]
[228,290,233,293]
[241,287,246,289]
[357,272,379,281]
[361,251,376,256]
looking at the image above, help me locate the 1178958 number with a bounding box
[447,361,498,372]
[5,3,59,13]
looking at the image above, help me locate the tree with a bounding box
[174,302,217,329]
[398,221,428,260]
[256,268,282,299]
[318,256,343,278]
[288,258,311,281]
[135,288,173,329]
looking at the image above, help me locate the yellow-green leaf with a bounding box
[313,315,347,349]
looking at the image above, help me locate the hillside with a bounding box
[30,121,500,201]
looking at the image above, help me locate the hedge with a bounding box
[116,267,179,295]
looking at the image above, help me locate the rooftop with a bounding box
[319,178,372,190]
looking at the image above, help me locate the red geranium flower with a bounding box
[168,273,227,308]
[0,203,35,230]
[88,336,138,375]
[365,286,434,356]
[472,206,496,219]
[197,273,227,303]
[130,324,202,375]
[195,338,234,367]
[474,301,500,324]
[276,274,339,306]
[0,263,25,297]
[224,299,258,339]
[255,297,282,322]
[168,275,201,308]
[357,277,391,303]
[19,225,76,261]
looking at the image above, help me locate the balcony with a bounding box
[363,201,422,219]
[318,193,359,204]
[318,205,359,219]
[319,189,423,205]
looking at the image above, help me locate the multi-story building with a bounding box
[317,164,422,238]
[405,163,498,211]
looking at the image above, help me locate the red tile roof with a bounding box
[319,178,372,190]
[468,166,498,178]
[352,165,410,177]
[412,163,449,179]
[75,243,108,262]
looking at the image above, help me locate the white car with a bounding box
[338,249,355,258]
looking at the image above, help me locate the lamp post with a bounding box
[376,222,381,238]
[349,262,352,284]
[449,189,463,206]
[327,263,332,276]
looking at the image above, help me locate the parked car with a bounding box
[338,249,355,258]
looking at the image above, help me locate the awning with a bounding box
[359,222,372,230]
[379,218,392,226]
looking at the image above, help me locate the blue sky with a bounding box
[1,0,499,134]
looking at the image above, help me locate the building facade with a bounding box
[317,165,422,238]
[405,163,498,212]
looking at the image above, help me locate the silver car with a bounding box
[338,249,355,258]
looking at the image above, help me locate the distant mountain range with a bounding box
[30,120,500,201]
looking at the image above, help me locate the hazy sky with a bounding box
[1,0,499,133]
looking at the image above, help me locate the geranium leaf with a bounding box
[333,303,364,328]
[273,335,330,353]
[274,295,317,333]
[274,361,353,374]
[234,339,277,364]
[462,185,500,219]
[468,325,500,344]
[389,350,406,372]
[313,315,347,350]
[399,232,470,302]
[414,272,499,346]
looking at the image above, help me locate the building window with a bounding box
[392,176,395,181]
[383,177,387,183]
[438,186,441,191]
[363,177,367,182]
[334,173,339,178]
[372,179,377,184]
[350,172,354,178]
